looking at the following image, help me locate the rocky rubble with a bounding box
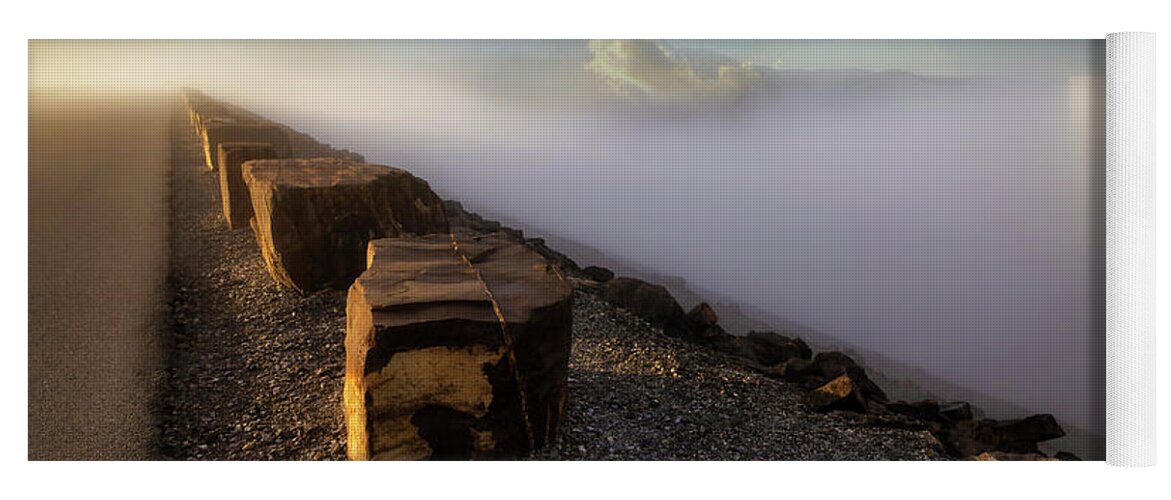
[573,266,1079,460]
[943,414,1067,457]
[530,292,947,460]
[597,277,694,339]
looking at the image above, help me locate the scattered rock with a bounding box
[938,401,974,423]
[243,158,449,294]
[790,351,887,405]
[580,266,615,283]
[741,330,812,366]
[685,302,736,345]
[530,291,948,461]
[773,357,812,379]
[597,277,693,339]
[943,414,1066,457]
[807,374,869,413]
[998,414,1066,443]
[686,302,719,329]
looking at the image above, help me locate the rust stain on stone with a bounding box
[365,345,504,460]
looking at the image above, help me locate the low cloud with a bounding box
[586,40,761,100]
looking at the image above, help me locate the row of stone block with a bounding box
[183,89,364,173]
[183,91,275,171]
[185,91,574,461]
[184,90,438,294]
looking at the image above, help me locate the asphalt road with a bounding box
[28,90,171,460]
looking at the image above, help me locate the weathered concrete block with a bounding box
[217,142,277,230]
[242,158,449,293]
[201,122,287,171]
[345,235,573,460]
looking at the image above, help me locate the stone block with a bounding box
[242,158,449,293]
[344,235,573,460]
[201,122,287,171]
[217,142,277,230]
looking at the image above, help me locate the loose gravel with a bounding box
[160,115,347,460]
[532,291,947,460]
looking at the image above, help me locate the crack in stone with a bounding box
[449,233,537,451]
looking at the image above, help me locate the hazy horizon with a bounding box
[30,39,1107,456]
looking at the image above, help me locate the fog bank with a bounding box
[31,40,1107,457]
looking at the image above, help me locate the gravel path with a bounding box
[160,107,348,460]
[160,102,946,461]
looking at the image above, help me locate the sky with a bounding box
[674,39,1103,78]
[30,39,1104,93]
[30,40,1107,458]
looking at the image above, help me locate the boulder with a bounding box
[243,158,449,293]
[443,199,527,241]
[741,331,813,366]
[524,238,580,273]
[939,401,974,423]
[201,122,288,171]
[795,351,888,404]
[687,302,719,329]
[344,235,573,460]
[772,357,812,379]
[943,414,1066,457]
[807,374,869,413]
[597,277,693,339]
[993,414,1066,445]
[685,302,735,344]
[580,266,615,283]
[217,142,277,230]
[882,400,975,437]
